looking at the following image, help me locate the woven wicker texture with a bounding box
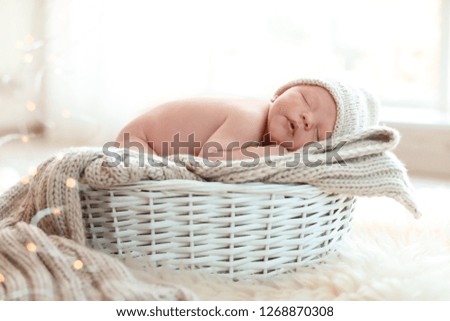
[80,180,355,277]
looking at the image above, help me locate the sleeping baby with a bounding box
[115,78,379,161]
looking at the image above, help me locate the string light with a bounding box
[21,176,30,185]
[0,273,5,283]
[26,242,37,252]
[0,134,35,147]
[61,109,71,118]
[26,101,36,112]
[66,177,77,188]
[56,153,64,160]
[52,207,61,217]
[24,34,35,45]
[23,53,34,64]
[73,260,84,270]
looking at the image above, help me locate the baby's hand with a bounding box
[201,144,288,162]
[115,132,154,155]
[245,144,289,159]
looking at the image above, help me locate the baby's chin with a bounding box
[285,140,317,151]
[280,141,296,151]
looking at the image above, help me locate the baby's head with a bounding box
[267,78,379,150]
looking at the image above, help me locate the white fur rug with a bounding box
[146,191,450,300]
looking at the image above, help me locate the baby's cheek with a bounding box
[268,115,290,144]
[270,122,286,145]
[277,130,295,148]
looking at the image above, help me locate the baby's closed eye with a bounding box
[289,120,296,131]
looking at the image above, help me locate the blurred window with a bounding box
[2,0,449,133]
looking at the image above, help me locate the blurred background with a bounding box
[1,0,450,193]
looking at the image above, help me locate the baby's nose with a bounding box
[301,113,313,130]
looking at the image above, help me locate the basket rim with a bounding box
[80,179,341,197]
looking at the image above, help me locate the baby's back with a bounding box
[117,97,270,156]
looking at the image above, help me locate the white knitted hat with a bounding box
[272,78,380,138]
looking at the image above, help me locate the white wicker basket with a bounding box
[79,179,355,278]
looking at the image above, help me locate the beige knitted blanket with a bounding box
[0,126,420,300]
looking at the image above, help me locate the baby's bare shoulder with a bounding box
[149,97,268,126]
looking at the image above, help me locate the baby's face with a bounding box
[267,85,337,151]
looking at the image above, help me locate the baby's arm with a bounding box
[201,144,288,162]
[115,115,154,154]
[198,112,288,161]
